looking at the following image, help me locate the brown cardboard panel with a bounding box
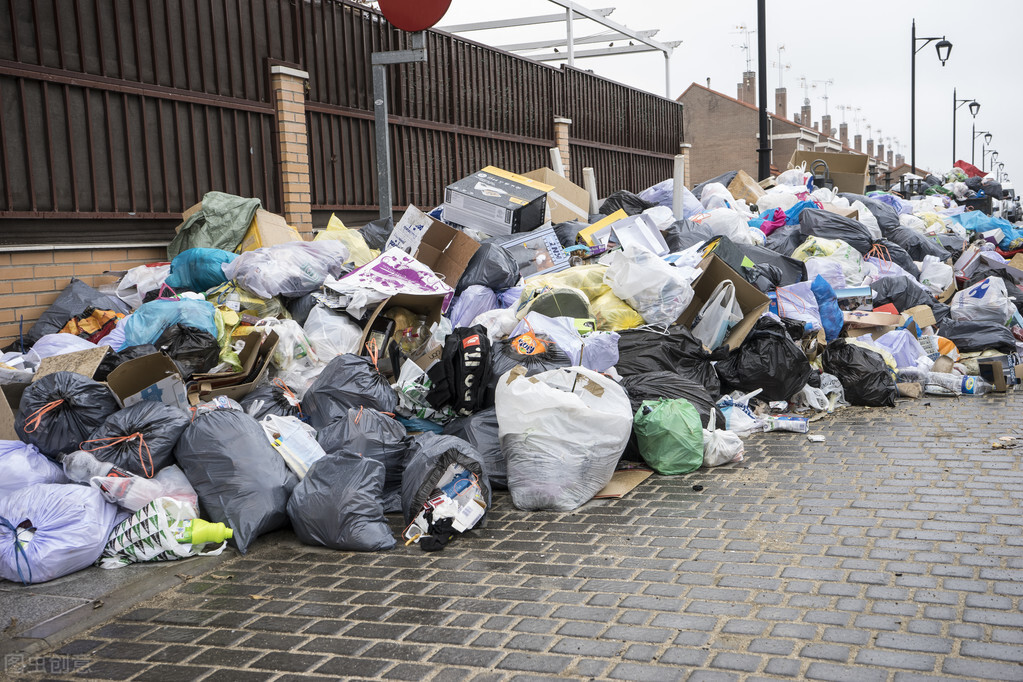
[356,294,445,361]
[843,311,904,328]
[236,210,303,252]
[676,254,771,351]
[33,347,109,382]
[727,169,766,204]
[524,168,589,223]
[789,150,869,195]
[821,203,859,221]
[106,353,190,412]
[0,383,29,441]
[415,220,480,288]
[593,468,653,499]
[191,332,264,384]
[904,305,937,330]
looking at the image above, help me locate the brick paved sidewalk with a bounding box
[7,393,1023,681]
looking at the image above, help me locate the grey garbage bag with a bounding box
[302,354,398,430]
[10,278,130,352]
[317,407,410,514]
[15,371,120,459]
[174,410,298,554]
[85,401,191,478]
[839,193,900,233]
[798,208,874,255]
[286,452,395,551]
[401,433,492,526]
[442,407,506,489]
[240,380,303,421]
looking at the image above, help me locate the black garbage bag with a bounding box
[302,354,398,430]
[486,334,572,404]
[455,243,520,295]
[93,344,159,382]
[240,380,303,421]
[15,372,120,459]
[359,216,393,251]
[873,239,921,279]
[822,339,897,407]
[317,406,410,513]
[693,171,738,200]
[737,244,807,287]
[598,190,656,216]
[935,234,967,261]
[286,452,395,552]
[284,293,318,326]
[764,224,806,256]
[798,208,874,255]
[173,410,298,554]
[662,218,715,252]
[839,193,901,234]
[426,326,494,415]
[401,432,492,526]
[619,371,723,429]
[883,225,948,261]
[701,236,753,277]
[84,402,190,478]
[937,319,1018,354]
[615,326,723,399]
[870,277,951,324]
[553,220,589,248]
[965,176,983,192]
[9,279,130,352]
[155,324,220,379]
[442,407,506,489]
[715,317,814,401]
[747,263,784,293]
[981,178,1004,200]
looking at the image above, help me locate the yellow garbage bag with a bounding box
[522,264,611,302]
[591,290,644,332]
[314,213,379,266]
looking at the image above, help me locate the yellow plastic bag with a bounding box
[314,213,379,266]
[206,281,290,320]
[791,236,843,261]
[522,264,611,302]
[591,291,644,331]
[213,307,242,373]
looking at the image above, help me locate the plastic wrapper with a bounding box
[284,292,318,326]
[206,281,289,320]
[951,277,1015,325]
[0,483,118,584]
[99,497,225,569]
[937,319,1018,354]
[603,245,695,327]
[84,401,190,478]
[634,398,703,475]
[702,408,744,467]
[13,278,130,351]
[0,440,68,496]
[598,190,656,216]
[449,286,500,328]
[496,366,632,512]
[442,407,505,489]
[155,323,220,379]
[119,299,218,349]
[15,371,120,459]
[822,340,898,407]
[287,452,395,551]
[716,317,815,402]
[240,379,303,421]
[163,248,236,292]
[456,243,520,295]
[222,241,349,299]
[302,354,398,430]
[174,410,298,554]
[401,432,492,525]
[259,414,327,479]
[591,290,645,332]
[303,305,362,361]
[260,319,322,398]
[616,326,723,398]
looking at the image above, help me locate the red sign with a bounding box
[378,0,451,32]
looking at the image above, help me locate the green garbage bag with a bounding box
[633,398,703,475]
[168,191,261,258]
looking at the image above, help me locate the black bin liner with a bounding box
[455,243,520,294]
[870,277,951,324]
[938,319,1018,354]
[359,216,393,251]
[615,326,723,399]
[619,371,724,429]
[763,224,807,257]
[715,317,814,402]
[240,380,303,421]
[15,371,120,459]
[155,324,220,379]
[822,339,897,407]
[798,208,874,255]
[11,278,129,352]
[85,401,190,477]
[302,354,397,430]
[839,193,901,233]
[93,344,159,382]
[872,239,921,279]
[884,225,948,261]
[598,190,656,216]
[442,407,506,489]
[486,335,572,405]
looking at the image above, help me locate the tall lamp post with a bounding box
[911,19,952,174]
[952,89,979,165]
[997,162,1005,183]
[973,130,992,166]
[983,149,998,173]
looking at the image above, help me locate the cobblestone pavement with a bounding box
[8,392,1023,682]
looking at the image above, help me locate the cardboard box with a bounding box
[33,347,109,382]
[386,205,480,286]
[904,305,937,330]
[789,150,869,195]
[236,209,303,252]
[578,209,627,247]
[106,353,190,413]
[188,331,279,404]
[676,254,771,351]
[524,168,589,224]
[443,166,552,237]
[0,383,28,441]
[357,293,446,372]
[727,169,766,205]
[610,214,670,256]
[821,203,859,221]
[977,354,1023,392]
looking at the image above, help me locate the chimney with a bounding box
[887,150,894,166]
[793,112,800,124]
[737,71,756,105]
[867,139,874,157]
[775,87,787,119]
[854,134,862,153]
[896,153,905,167]
[801,102,812,129]
[706,77,711,88]
[821,115,832,139]
[813,121,819,132]
[877,143,885,162]
[839,123,849,147]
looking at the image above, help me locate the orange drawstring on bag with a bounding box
[365,338,381,371]
[81,432,155,478]
[272,378,302,417]
[23,400,64,434]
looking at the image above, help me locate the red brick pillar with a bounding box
[270,65,313,237]
[679,143,693,188]
[554,117,572,178]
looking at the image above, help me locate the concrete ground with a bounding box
[4,392,1022,681]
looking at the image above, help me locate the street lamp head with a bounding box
[992,151,999,162]
[935,39,952,65]
[969,100,980,117]
[985,132,993,144]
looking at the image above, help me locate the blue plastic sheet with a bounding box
[119,299,217,349]
[950,211,1023,249]
[164,248,237,292]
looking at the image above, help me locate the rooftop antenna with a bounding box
[771,44,790,88]
[731,24,755,71]
[798,76,811,106]
[812,78,835,115]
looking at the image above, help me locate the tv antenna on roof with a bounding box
[812,78,835,115]
[772,45,790,88]
[731,24,755,71]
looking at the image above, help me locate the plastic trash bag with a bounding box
[792,384,829,412]
[699,183,736,210]
[85,463,199,513]
[222,241,349,298]
[695,208,758,245]
[919,256,954,297]
[84,402,190,478]
[287,452,395,551]
[691,280,742,350]
[302,354,398,430]
[316,407,410,513]
[0,441,68,496]
[798,208,874,255]
[155,323,220,379]
[716,317,814,401]
[822,339,897,407]
[599,190,656,216]
[261,319,322,398]
[174,410,298,554]
[937,319,1018,354]
[804,257,846,294]
[0,483,118,584]
[618,371,724,429]
[442,407,505,489]
[93,343,159,382]
[616,326,723,398]
[870,277,951,324]
[702,408,744,467]
[634,398,703,475]
[884,225,948,261]
[241,379,303,421]
[951,277,1015,325]
[871,240,920,280]
[763,223,806,256]
[792,237,873,287]
[164,248,236,292]
[358,216,393,251]
[15,371,120,459]
[99,496,226,569]
[303,305,362,361]
[314,214,379,266]
[119,299,218,349]
[716,391,767,435]
[449,286,500,328]
[871,329,926,369]
[590,291,645,332]
[206,281,289,321]
[12,279,130,352]
[604,245,695,327]
[401,432,492,525]
[850,200,882,240]
[27,333,98,361]
[496,366,632,512]
[259,414,327,480]
[638,179,704,218]
[456,243,520,295]
[116,264,171,309]
[487,331,572,404]
[776,280,823,331]
[810,275,844,343]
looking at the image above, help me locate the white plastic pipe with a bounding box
[549,147,565,177]
[672,154,686,220]
[583,167,599,214]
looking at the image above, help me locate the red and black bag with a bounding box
[426,325,492,416]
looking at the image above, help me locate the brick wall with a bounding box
[0,245,168,348]
[680,87,759,185]
[271,65,313,237]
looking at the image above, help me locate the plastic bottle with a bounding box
[62,450,134,483]
[923,373,992,396]
[171,519,234,545]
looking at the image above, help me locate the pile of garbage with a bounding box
[3,160,1023,585]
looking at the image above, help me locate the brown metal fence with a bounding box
[0,0,683,245]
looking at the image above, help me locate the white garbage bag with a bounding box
[604,245,695,327]
[951,277,1015,325]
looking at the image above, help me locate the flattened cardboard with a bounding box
[789,150,869,195]
[106,353,190,412]
[578,209,627,247]
[188,331,279,403]
[236,209,302,252]
[727,169,766,205]
[677,254,771,352]
[0,383,29,441]
[593,468,653,499]
[524,168,589,223]
[904,305,937,330]
[32,347,109,382]
[843,311,903,328]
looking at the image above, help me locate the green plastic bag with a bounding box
[634,398,703,475]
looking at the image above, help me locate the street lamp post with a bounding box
[952,88,979,166]
[983,149,998,173]
[973,130,992,166]
[911,19,952,174]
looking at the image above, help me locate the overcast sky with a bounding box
[437,0,1020,183]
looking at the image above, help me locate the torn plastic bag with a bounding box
[116,264,171,309]
[634,399,703,475]
[0,441,68,496]
[12,278,130,352]
[699,183,737,210]
[821,339,897,407]
[401,432,492,525]
[241,379,303,421]
[702,408,744,467]
[316,407,410,513]
[163,248,236,292]
[693,172,739,199]
[167,191,260,258]
[496,366,632,512]
[84,402,191,478]
[598,190,656,216]
[487,331,572,404]
[222,241,349,299]
[937,319,1018,354]
[119,299,218,349]
[716,317,815,401]
[455,243,520,295]
[951,277,1015,325]
[690,280,742,350]
[616,326,723,399]
[99,497,226,569]
[603,245,695,327]
[93,344,159,382]
[358,216,393,251]
[0,483,118,584]
[449,286,500,328]
[155,324,220,379]
[303,305,362,361]
[15,371,120,459]
[442,407,505,489]
[302,354,398,430]
[798,209,873,255]
[287,452,395,551]
[870,277,951,324]
[173,410,298,554]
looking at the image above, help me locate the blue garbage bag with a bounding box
[164,248,237,292]
[810,275,844,343]
[0,441,68,496]
[119,299,217,349]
